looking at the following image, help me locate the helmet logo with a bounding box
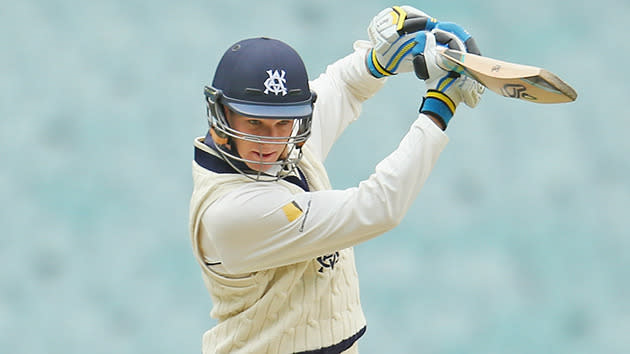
[264,69,287,96]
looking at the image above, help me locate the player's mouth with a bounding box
[250,151,278,161]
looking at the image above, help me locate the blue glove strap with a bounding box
[366,49,395,78]
[420,90,456,126]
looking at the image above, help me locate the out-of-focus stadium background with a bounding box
[2,1,629,353]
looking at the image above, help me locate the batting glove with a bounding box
[412,28,485,128]
[366,5,439,78]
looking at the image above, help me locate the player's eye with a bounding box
[247,119,262,126]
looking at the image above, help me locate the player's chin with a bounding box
[244,161,274,173]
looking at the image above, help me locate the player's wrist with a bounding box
[422,111,447,130]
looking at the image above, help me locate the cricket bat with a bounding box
[436,47,577,104]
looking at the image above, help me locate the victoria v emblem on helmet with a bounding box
[264,70,288,96]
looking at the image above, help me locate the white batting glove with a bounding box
[412,30,485,128]
[366,5,439,77]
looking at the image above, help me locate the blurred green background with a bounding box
[2,1,629,353]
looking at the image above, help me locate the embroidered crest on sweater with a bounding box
[317,251,340,273]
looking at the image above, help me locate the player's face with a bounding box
[226,109,294,172]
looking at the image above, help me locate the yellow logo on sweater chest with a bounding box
[282,201,303,222]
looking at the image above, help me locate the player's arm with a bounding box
[202,115,448,275]
[307,6,438,162]
[307,6,482,159]
[306,43,385,162]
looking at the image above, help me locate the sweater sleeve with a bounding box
[306,40,387,162]
[201,115,448,274]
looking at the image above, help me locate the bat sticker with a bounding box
[501,84,537,101]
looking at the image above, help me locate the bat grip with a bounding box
[435,47,466,75]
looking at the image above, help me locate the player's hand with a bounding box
[412,21,481,80]
[412,29,485,128]
[366,5,439,78]
[411,21,482,84]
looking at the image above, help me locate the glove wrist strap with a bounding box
[366,49,396,78]
[420,90,456,127]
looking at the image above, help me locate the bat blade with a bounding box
[436,48,577,104]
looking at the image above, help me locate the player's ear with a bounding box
[211,126,229,145]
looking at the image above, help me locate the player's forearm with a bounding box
[349,113,448,229]
[288,114,448,259]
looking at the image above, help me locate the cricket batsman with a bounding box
[189,5,484,353]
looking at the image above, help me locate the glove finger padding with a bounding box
[433,29,466,51]
[398,5,437,33]
[412,28,467,80]
[367,6,438,77]
[412,21,482,80]
[447,75,485,108]
[411,31,442,81]
[435,21,481,55]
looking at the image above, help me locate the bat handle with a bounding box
[435,47,467,75]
